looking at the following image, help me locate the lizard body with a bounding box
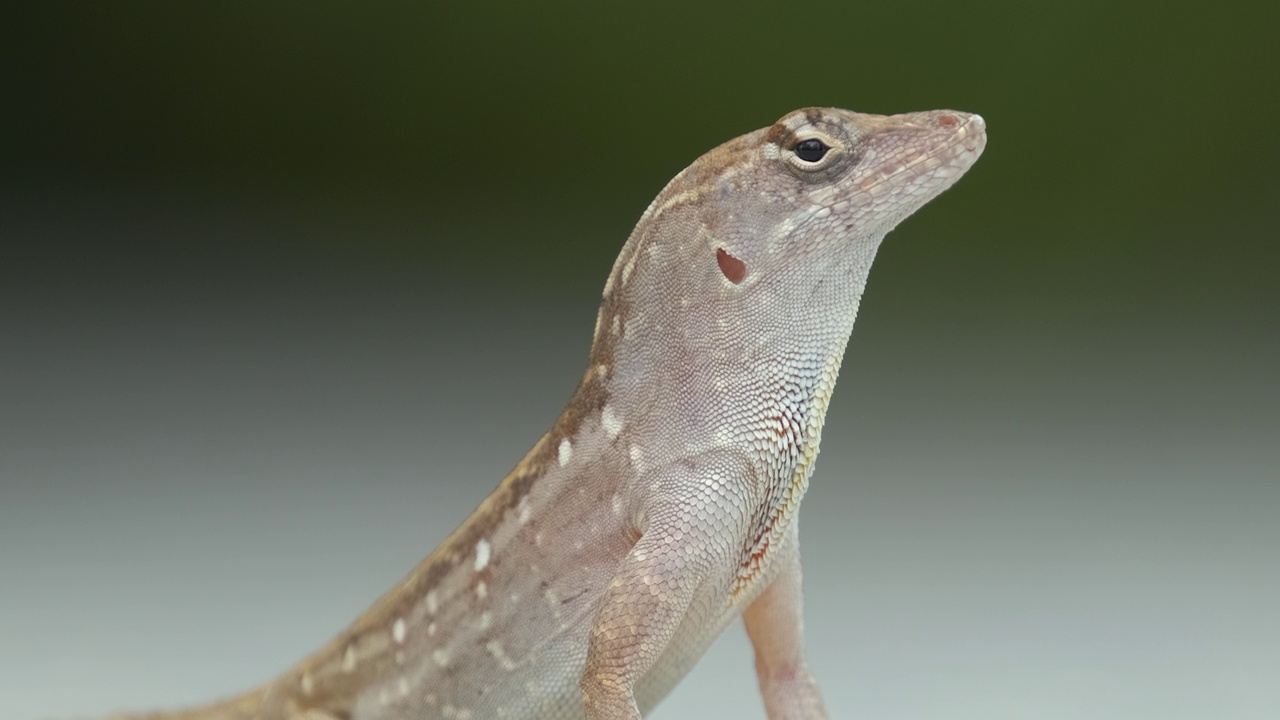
[112,106,986,720]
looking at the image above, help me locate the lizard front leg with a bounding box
[579,454,752,719]
[743,528,829,720]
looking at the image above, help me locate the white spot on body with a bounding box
[300,672,314,695]
[557,438,573,467]
[543,586,558,605]
[479,611,492,631]
[629,444,645,471]
[392,617,406,645]
[427,622,438,636]
[426,591,440,615]
[611,493,623,516]
[601,406,622,438]
[398,677,410,697]
[433,648,451,667]
[517,496,531,524]
[342,645,357,673]
[474,538,491,572]
[476,581,488,600]
[610,315,621,336]
[486,640,518,671]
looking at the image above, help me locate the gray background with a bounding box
[3,3,1278,719]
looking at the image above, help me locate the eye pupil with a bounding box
[793,138,829,162]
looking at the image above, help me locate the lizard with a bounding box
[110,105,986,720]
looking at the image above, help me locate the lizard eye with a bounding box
[792,138,829,163]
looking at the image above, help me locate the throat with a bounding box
[733,343,847,596]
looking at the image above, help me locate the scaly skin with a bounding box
[110,106,986,720]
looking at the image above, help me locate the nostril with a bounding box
[937,113,959,128]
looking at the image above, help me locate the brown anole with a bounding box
[111,106,986,720]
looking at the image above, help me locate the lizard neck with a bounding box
[589,223,874,476]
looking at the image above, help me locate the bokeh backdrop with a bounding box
[3,3,1278,719]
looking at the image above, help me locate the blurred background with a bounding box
[2,3,1277,719]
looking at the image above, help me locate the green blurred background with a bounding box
[2,3,1277,719]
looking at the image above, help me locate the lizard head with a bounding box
[762,107,985,249]
[590,107,985,438]
[684,107,987,294]
[599,106,985,341]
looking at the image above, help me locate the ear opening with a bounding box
[716,248,747,284]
